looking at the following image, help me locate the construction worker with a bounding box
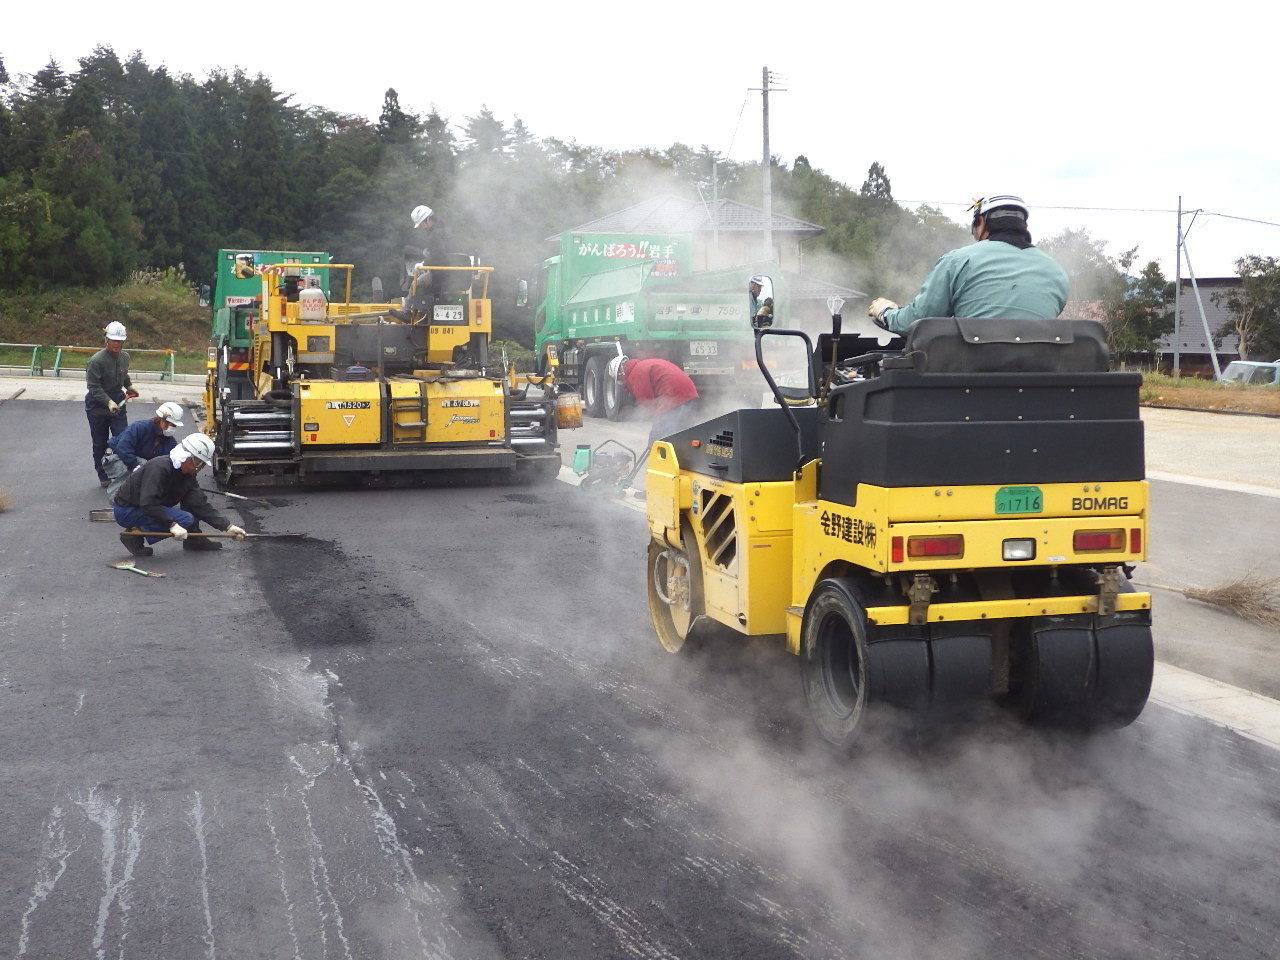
[100,402,185,502]
[748,276,774,329]
[393,204,453,321]
[113,434,247,558]
[610,354,702,445]
[84,321,136,486]
[868,195,1070,334]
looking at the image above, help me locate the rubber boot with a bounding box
[182,523,223,551]
[120,532,153,557]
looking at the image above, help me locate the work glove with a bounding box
[107,400,120,415]
[169,523,189,542]
[225,524,247,541]
[868,298,898,322]
[125,388,139,400]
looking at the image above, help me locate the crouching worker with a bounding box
[113,434,247,557]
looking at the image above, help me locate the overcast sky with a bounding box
[7,1,1278,278]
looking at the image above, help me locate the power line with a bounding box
[900,198,1280,227]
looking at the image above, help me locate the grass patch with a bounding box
[1140,372,1280,416]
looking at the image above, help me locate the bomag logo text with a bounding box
[1072,496,1130,511]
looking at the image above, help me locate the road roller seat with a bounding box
[818,317,1140,505]
[900,317,1110,374]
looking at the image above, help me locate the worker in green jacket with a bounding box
[868,195,1069,334]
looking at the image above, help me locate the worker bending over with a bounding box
[868,195,1070,334]
[84,321,136,486]
[101,402,186,502]
[113,434,247,558]
[611,355,702,445]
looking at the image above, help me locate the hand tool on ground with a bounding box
[107,561,166,578]
[0,387,26,406]
[199,487,272,507]
[127,529,308,539]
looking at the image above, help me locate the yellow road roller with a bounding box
[645,311,1153,749]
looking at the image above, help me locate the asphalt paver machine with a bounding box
[645,311,1153,749]
[205,251,565,486]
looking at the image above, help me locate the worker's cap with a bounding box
[155,401,184,427]
[105,321,128,341]
[411,205,434,228]
[180,433,215,465]
[969,195,1029,221]
[749,276,766,286]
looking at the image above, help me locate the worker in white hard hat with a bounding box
[112,433,247,558]
[100,402,186,502]
[84,321,138,486]
[748,275,774,329]
[393,203,453,322]
[867,195,1069,334]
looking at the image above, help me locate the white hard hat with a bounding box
[155,402,185,427]
[607,354,629,380]
[105,321,127,341]
[749,276,767,286]
[972,195,1029,220]
[180,433,215,465]
[411,205,434,228]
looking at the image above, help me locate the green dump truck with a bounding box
[530,232,760,419]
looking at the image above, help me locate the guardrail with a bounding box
[0,343,43,376]
[50,345,176,381]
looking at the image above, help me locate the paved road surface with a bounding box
[2,397,1279,959]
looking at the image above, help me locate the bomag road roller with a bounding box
[204,250,566,486]
[645,306,1153,750]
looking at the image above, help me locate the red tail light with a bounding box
[1074,529,1124,552]
[907,535,965,559]
[891,537,904,563]
[1130,528,1142,553]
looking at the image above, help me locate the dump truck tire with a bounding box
[583,356,606,418]
[801,578,872,751]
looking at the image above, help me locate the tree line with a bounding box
[6,46,1259,357]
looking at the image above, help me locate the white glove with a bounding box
[868,297,898,321]
[132,462,145,472]
[107,400,120,415]
[169,523,189,542]
[225,524,247,540]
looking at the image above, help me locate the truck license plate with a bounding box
[690,341,718,356]
[995,485,1043,514]
[434,305,464,324]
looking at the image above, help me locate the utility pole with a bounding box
[1174,197,1182,378]
[752,68,786,262]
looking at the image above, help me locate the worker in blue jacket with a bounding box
[106,401,185,469]
[101,401,186,503]
[868,195,1070,334]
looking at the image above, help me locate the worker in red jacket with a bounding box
[610,354,702,444]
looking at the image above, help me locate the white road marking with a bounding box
[1148,470,1280,499]
[76,791,145,960]
[16,805,79,957]
[188,791,217,960]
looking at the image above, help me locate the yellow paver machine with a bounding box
[646,309,1153,749]
[204,251,566,486]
